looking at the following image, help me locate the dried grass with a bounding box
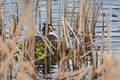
[19,62,34,75]
[0,0,118,80]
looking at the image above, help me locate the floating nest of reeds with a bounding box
[18,40,58,65]
[35,40,57,65]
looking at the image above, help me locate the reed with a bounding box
[0,0,118,80]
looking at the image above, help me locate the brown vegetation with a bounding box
[0,0,119,80]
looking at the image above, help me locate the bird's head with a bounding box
[43,23,56,32]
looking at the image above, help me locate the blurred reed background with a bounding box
[0,0,120,80]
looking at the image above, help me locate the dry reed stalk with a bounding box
[62,17,69,49]
[73,1,80,70]
[73,39,77,70]
[62,17,71,72]
[76,10,80,37]
[106,2,112,54]
[79,0,86,65]
[90,0,102,35]
[9,14,16,38]
[100,4,105,68]
[43,0,50,77]
[35,0,39,25]
[49,0,52,24]
[62,18,67,57]
[57,0,62,67]
[79,47,96,59]
[64,0,67,18]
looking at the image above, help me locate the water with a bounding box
[2,0,120,49]
[96,0,120,51]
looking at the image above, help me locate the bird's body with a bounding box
[48,32,58,41]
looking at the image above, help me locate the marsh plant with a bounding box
[0,0,119,80]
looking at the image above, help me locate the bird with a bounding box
[35,23,57,43]
[34,23,58,60]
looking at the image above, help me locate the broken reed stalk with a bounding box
[62,17,67,57]
[44,0,51,78]
[79,0,86,65]
[64,0,67,18]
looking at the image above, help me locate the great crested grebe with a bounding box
[35,23,57,43]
